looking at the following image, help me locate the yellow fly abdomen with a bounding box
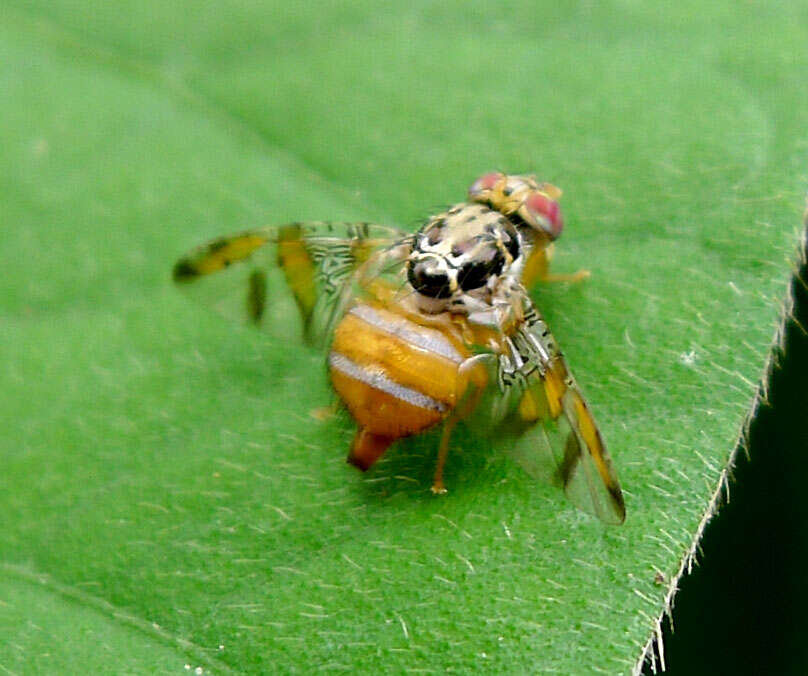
[329,303,468,439]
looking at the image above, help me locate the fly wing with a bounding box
[464,298,625,524]
[173,222,407,348]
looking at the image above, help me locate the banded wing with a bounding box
[173,222,408,347]
[465,297,625,524]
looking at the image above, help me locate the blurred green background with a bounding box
[1,2,806,673]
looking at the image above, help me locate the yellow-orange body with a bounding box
[328,300,482,470]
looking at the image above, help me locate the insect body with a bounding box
[329,303,471,470]
[173,173,625,524]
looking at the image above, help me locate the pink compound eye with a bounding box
[524,192,564,239]
[468,172,504,200]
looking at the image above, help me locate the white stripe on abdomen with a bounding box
[348,305,463,364]
[328,352,448,413]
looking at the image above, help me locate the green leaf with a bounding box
[652,244,808,674]
[1,2,805,673]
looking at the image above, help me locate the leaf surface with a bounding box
[1,2,806,673]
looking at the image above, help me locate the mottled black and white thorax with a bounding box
[405,202,527,317]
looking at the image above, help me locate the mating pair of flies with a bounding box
[174,172,625,524]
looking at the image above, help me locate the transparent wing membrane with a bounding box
[461,301,625,524]
[173,223,405,348]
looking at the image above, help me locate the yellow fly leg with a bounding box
[521,244,591,288]
[430,354,492,494]
[430,417,457,495]
[309,398,341,421]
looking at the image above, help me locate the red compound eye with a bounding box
[468,172,504,200]
[524,192,564,239]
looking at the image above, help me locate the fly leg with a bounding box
[431,355,491,494]
[431,417,459,494]
[541,269,591,283]
[309,399,341,421]
[522,245,590,287]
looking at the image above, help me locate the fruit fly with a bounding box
[173,172,625,524]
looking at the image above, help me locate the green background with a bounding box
[1,2,806,673]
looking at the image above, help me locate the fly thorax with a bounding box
[406,203,523,314]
